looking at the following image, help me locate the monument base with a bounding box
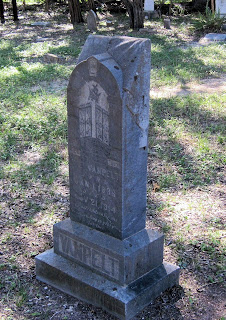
[52,219,165,285]
[144,11,159,19]
[36,249,179,320]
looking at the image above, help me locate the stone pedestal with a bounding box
[36,35,179,320]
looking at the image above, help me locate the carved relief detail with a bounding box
[79,81,109,145]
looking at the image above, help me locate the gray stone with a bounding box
[36,35,180,320]
[31,21,51,27]
[144,0,154,12]
[71,36,151,240]
[216,0,226,16]
[200,33,226,43]
[164,18,171,29]
[87,10,97,32]
[43,53,65,63]
[36,249,180,320]
[53,219,164,285]
[222,24,226,31]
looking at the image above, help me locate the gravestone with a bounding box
[144,0,154,19]
[216,0,226,16]
[144,0,154,12]
[87,9,97,32]
[36,35,180,320]
[200,33,226,43]
[164,18,171,29]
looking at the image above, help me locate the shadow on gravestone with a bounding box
[35,35,180,320]
[87,9,97,32]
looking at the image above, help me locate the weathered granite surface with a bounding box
[87,10,97,32]
[36,249,180,320]
[36,35,180,320]
[200,33,226,43]
[53,219,164,285]
[68,36,151,240]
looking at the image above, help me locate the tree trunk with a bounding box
[211,0,214,12]
[88,0,96,12]
[122,0,144,29]
[0,0,5,23]
[133,0,143,29]
[68,0,84,24]
[45,0,51,13]
[122,0,135,29]
[169,0,173,15]
[12,0,19,21]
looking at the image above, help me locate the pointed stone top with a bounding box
[87,10,97,32]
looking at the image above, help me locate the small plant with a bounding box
[15,287,28,307]
[193,3,226,32]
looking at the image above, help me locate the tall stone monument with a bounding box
[144,0,154,12]
[216,0,226,16]
[36,35,180,320]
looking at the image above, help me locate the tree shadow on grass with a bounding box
[1,148,64,191]
[149,34,225,86]
[148,94,225,189]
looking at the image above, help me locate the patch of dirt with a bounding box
[151,74,226,98]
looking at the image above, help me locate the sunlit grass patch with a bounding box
[0,88,67,159]
[148,189,225,284]
[0,62,72,91]
[151,40,226,87]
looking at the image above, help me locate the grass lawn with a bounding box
[0,5,225,320]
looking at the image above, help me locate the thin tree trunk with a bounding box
[12,0,19,21]
[122,0,143,29]
[169,0,173,15]
[122,0,134,28]
[68,0,84,24]
[133,0,143,29]
[0,0,5,23]
[211,0,214,12]
[45,0,50,13]
[88,0,96,12]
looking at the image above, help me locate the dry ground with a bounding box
[0,5,225,320]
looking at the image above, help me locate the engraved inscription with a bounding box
[58,233,120,280]
[79,104,92,137]
[72,161,119,231]
[69,56,123,237]
[79,81,109,145]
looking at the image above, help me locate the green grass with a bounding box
[149,93,226,189]
[0,8,226,320]
[0,38,70,190]
[151,39,226,87]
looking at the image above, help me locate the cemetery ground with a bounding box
[0,5,225,320]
